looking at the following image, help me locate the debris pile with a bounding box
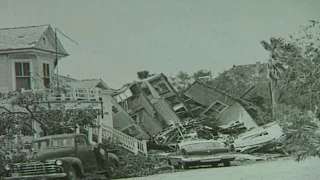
[111,73,286,156]
[231,122,285,153]
[151,117,218,148]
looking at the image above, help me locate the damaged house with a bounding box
[111,73,188,140]
[183,81,259,132]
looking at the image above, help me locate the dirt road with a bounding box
[121,157,320,180]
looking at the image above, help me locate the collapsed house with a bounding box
[109,72,285,155]
[111,74,189,140]
[182,81,259,130]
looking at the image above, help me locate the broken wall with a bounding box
[218,102,258,129]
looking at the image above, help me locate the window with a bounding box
[43,63,50,88]
[154,82,170,94]
[51,138,75,148]
[76,137,87,147]
[42,37,47,46]
[203,101,228,116]
[15,62,31,90]
[211,101,227,112]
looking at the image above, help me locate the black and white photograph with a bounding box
[0,1,319,179]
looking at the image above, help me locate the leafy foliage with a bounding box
[261,21,320,110]
[262,20,320,161]
[169,71,194,92]
[1,90,100,136]
[169,69,213,93]
[137,71,156,80]
[275,104,320,161]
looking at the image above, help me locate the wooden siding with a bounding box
[184,81,236,107]
[0,55,10,90]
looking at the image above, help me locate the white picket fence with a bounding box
[92,124,148,156]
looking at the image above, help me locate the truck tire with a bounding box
[95,144,108,169]
[65,166,79,180]
[105,160,117,179]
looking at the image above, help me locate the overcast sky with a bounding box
[1,0,319,88]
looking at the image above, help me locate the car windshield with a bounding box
[33,139,50,151]
[182,142,224,153]
[51,137,75,148]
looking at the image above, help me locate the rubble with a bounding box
[110,73,286,157]
[232,122,285,153]
[151,117,218,148]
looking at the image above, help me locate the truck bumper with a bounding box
[4,173,67,180]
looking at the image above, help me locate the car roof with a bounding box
[178,139,222,147]
[34,133,86,141]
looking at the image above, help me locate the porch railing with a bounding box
[0,88,101,102]
[92,124,148,156]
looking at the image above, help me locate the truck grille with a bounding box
[11,161,63,176]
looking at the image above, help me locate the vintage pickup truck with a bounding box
[1,133,119,180]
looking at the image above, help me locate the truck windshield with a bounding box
[33,139,50,151]
[51,138,74,148]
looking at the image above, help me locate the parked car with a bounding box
[1,133,119,180]
[167,139,236,169]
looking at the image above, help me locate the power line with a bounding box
[56,28,79,45]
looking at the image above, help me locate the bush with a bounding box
[112,149,165,179]
[275,104,320,161]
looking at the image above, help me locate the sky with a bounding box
[0,0,319,88]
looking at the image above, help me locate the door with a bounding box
[75,136,98,171]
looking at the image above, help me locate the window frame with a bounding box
[154,82,170,94]
[42,63,51,88]
[12,60,33,90]
[203,100,228,116]
[42,35,47,46]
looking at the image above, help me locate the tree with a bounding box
[168,71,194,92]
[0,89,100,137]
[261,20,320,111]
[193,69,213,82]
[261,20,320,161]
[169,70,213,93]
[137,71,156,80]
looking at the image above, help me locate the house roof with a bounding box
[0,24,68,56]
[184,81,236,107]
[63,79,109,90]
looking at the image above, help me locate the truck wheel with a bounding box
[105,161,117,179]
[95,144,108,169]
[66,166,79,180]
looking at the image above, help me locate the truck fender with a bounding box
[59,157,85,177]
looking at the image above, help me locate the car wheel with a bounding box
[180,163,189,170]
[223,160,231,167]
[211,163,218,167]
[66,166,78,180]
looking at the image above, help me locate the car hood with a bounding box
[33,148,75,161]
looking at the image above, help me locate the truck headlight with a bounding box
[55,160,63,166]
